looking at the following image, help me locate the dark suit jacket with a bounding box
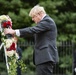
[19,15,59,65]
[16,46,22,60]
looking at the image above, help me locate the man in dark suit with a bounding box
[4,5,59,75]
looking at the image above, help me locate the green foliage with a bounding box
[22,46,35,75]
[8,56,18,75]
[17,59,27,73]
[7,56,27,75]
[57,40,73,75]
[60,55,72,68]
[39,0,76,42]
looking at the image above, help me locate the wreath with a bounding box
[0,15,26,75]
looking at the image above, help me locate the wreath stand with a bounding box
[0,24,9,74]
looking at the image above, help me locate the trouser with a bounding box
[36,62,54,75]
[17,65,21,75]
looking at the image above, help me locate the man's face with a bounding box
[32,14,42,24]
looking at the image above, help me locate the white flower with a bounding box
[6,50,15,57]
[0,23,2,32]
[11,38,16,42]
[15,52,19,59]
[1,38,5,42]
[2,32,5,36]
[0,15,12,23]
[5,39,13,48]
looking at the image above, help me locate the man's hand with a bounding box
[4,28,16,35]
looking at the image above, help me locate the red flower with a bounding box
[2,20,12,28]
[7,43,16,51]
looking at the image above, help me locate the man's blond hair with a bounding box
[29,5,46,17]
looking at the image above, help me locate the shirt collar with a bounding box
[41,14,46,20]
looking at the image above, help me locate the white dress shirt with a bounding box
[15,30,20,36]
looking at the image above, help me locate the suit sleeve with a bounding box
[19,19,56,37]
